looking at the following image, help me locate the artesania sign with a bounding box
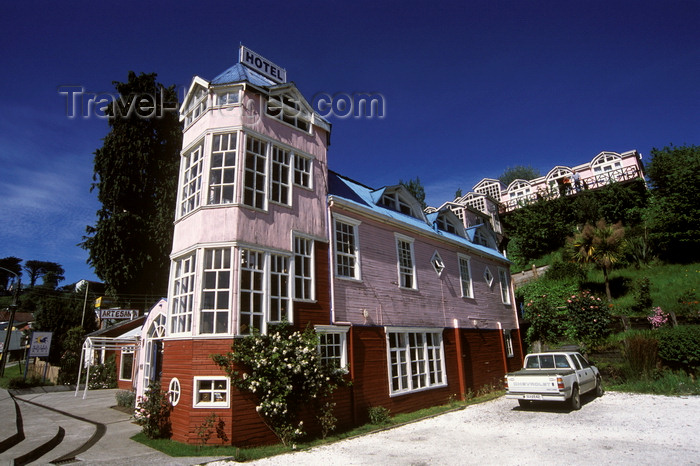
[100,308,138,319]
[239,45,287,84]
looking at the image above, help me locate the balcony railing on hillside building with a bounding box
[499,165,644,214]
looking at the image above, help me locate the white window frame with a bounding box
[119,347,134,381]
[266,93,312,133]
[269,254,291,323]
[293,234,315,301]
[386,327,447,396]
[208,132,237,205]
[184,87,208,127]
[180,143,204,217]
[458,254,473,298]
[238,248,293,335]
[315,325,349,370]
[430,251,445,277]
[395,234,417,289]
[483,266,494,288]
[199,248,232,335]
[193,376,230,408]
[503,330,515,358]
[498,267,511,305]
[170,252,196,335]
[214,89,240,106]
[243,135,268,210]
[333,214,361,280]
[293,154,313,189]
[270,145,292,206]
[168,378,181,406]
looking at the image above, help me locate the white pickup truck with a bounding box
[505,352,603,410]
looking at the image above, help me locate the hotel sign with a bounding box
[239,45,287,84]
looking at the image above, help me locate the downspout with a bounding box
[453,319,466,401]
[327,198,337,325]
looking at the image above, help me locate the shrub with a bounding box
[134,382,172,439]
[630,277,653,315]
[647,307,670,329]
[564,290,612,350]
[212,323,347,447]
[116,389,136,408]
[87,355,117,389]
[518,279,578,346]
[624,333,658,377]
[7,376,48,389]
[656,325,700,370]
[368,406,391,425]
[544,260,586,282]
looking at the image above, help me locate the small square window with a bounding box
[194,376,230,408]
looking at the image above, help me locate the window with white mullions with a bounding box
[171,253,196,334]
[334,216,360,279]
[294,155,312,188]
[200,248,231,334]
[239,249,265,334]
[270,145,291,205]
[458,255,473,298]
[180,144,203,216]
[269,255,290,322]
[209,133,237,205]
[387,329,446,395]
[498,267,511,305]
[244,136,267,209]
[293,236,314,301]
[396,236,416,289]
[194,377,229,408]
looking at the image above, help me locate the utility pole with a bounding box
[0,267,21,378]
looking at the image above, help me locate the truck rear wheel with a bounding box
[570,385,581,410]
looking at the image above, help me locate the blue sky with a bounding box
[1,0,698,286]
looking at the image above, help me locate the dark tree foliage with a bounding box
[24,260,65,288]
[498,165,542,187]
[81,72,182,299]
[399,177,427,210]
[645,145,700,262]
[503,180,648,265]
[0,256,22,292]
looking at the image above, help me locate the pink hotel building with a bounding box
[129,48,522,446]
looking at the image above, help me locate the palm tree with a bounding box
[569,220,625,301]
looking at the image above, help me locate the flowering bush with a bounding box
[134,382,172,439]
[648,307,670,329]
[564,290,611,349]
[213,323,346,446]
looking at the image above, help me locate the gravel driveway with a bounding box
[210,392,700,465]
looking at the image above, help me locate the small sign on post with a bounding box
[28,332,53,358]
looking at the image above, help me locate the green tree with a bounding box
[399,177,426,210]
[644,144,700,262]
[81,71,182,299]
[498,165,541,187]
[22,260,64,288]
[568,220,625,301]
[0,256,22,292]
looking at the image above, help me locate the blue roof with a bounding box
[211,63,276,87]
[328,171,508,262]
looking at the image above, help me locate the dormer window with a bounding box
[184,87,208,127]
[436,214,463,236]
[267,93,311,132]
[380,192,414,217]
[215,90,239,106]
